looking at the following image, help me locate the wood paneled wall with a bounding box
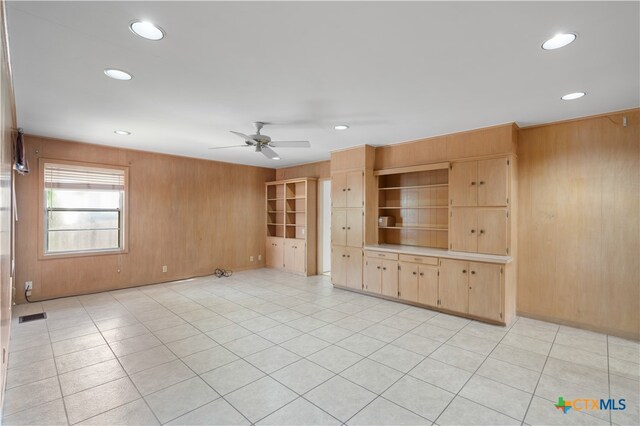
[0,0,15,409]
[14,136,275,303]
[518,109,639,339]
[374,123,517,170]
[275,160,330,180]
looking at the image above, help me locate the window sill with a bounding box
[39,248,128,261]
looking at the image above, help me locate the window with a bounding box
[43,162,127,255]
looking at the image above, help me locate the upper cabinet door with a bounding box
[331,172,347,208]
[346,209,363,247]
[450,208,478,253]
[477,208,508,255]
[477,158,508,206]
[346,170,364,208]
[331,209,347,246]
[450,161,478,206]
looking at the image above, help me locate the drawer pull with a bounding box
[378,254,385,257]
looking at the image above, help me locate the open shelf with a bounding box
[379,206,448,209]
[379,183,449,191]
[379,225,448,231]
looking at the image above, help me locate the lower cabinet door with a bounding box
[477,208,508,255]
[381,260,399,297]
[438,259,469,313]
[364,259,381,293]
[284,240,296,272]
[266,237,284,268]
[345,247,363,290]
[417,265,439,307]
[293,242,306,274]
[331,246,346,286]
[468,262,503,321]
[398,262,419,302]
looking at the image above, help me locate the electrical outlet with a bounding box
[162,265,167,273]
[25,281,33,291]
[258,254,262,261]
[250,256,254,262]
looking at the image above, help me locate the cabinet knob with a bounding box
[420,272,424,276]
[479,230,485,234]
[470,229,476,233]
[347,255,350,258]
[462,269,467,274]
[471,181,476,186]
[383,267,387,271]
[469,286,473,290]
[471,271,476,275]
[342,188,346,192]
[347,188,351,191]
[412,271,417,275]
[342,254,346,258]
[479,181,485,185]
[347,227,351,230]
[377,266,381,269]
[342,227,346,230]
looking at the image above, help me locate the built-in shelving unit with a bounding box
[375,164,449,249]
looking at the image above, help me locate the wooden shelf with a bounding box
[379,184,449,191]
[286,224,306,227]
[268,211,284,213]
[267,223,284,226]
[380,225,448,231]
[287,210,306,213]
[379,206,448,209]
[286,196,306,200]
[267,198,284,201]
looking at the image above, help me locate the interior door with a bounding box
[331,246,346,286]
[331,172,347,208]
[438,259,469,313]
[477,158,508,206]
[398,262,418,301]
[450,161,478,206]
[346,247,363,290]
[417,265,439,307]
[346,170,364,208]
[364,258,381,293]
[331,209,347,246]
[381,260,398,297]
[477,208,508,255]
[450,208,478,252]
[468,262,502,321]
[346,209,363,247]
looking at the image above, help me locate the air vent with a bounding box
[18,312,47,323]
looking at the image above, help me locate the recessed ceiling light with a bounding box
[542,33,577,50]
[104,68,132,80]
[561,92,586,101]
[334,125,349,130]
[130,20,165,41]
[114,130,131,135]
[273,157,281,160]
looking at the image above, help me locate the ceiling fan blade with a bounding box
[208,145,251,150]
[269,141,311,148]
[260,145,280,160]
[230,131,258,144]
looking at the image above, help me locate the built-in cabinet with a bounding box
[363,249,508,324]
[265,178,316,275]
[450,158,508,207]
[331,246,362,290]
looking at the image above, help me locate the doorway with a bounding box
[317,178,331,275]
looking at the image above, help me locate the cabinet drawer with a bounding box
[365,250,399,260]
[398,254,438,265]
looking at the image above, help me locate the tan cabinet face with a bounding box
[346,247,363,290]
[477,208,508,255]
[417,265,439,307]
[364,259,382,293]
[346,170,364,208]
[477,158,508,206]
[266,237,284,268]
[293,242,306,274]
[450,208,478,253]
[331,173,347,208]
[346,209,363,247]
[398,262,419,302]
[438,259,469,313]
[468,262,502,321]
[331,247,346,286]
[284,239,296,272]
[381,260,399,297]
[331,209,347,246]
[450,162,478,206]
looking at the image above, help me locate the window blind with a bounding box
[44,163,125,190]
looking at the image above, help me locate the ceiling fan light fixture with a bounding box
[334,125,349,130]
[130,20,165,41]
[104,68,132,80]
[542,33,576,50]
[561,92,586,100]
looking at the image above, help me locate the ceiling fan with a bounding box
[209,122,311,160]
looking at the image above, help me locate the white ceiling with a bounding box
[6,1,639,167]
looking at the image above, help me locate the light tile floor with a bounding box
[3,269,638,425]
